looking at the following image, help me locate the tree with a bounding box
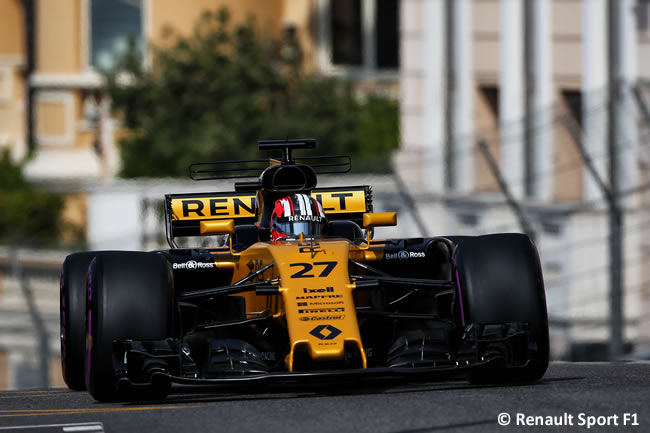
[0,151,63,246]
[104,8,399,178]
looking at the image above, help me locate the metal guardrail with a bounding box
[0,247,67,389]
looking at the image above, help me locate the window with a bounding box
[331,0,363,65]
[480,86,500,120]
[562,90,583,129]
[375,0,399,68]
[90,0,143,70]
[319,0,400,74]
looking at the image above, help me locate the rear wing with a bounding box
[165,186,372,243]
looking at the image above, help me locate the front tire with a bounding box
[60,252,105,391]
[454,233,549,383]
[85,251,175,401]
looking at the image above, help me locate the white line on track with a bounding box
[62,426,103,432]
[0,422,104,432]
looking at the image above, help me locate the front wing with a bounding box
[110,320,531,389]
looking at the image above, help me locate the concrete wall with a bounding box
[472,0,500,82]
[0,0,25,56]
[150,0,286,45]
[551,0,582,86]
[36,0,83,73]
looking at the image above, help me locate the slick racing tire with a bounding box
[60,252,105,391]
[454,233,549,383]
[85,252,175,402]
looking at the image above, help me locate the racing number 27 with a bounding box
[290,262,337,278]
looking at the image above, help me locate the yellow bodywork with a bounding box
[167,188,395,371]
[219,239,371,371]
[363,212,397,228]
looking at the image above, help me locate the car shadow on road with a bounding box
[121,374,585,406]
[388,419,495,432]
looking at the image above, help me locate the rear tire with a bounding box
[85,252,175,402]
[60,252,104,391]
[454,233,549,383]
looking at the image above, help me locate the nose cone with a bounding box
[268,240,367,371]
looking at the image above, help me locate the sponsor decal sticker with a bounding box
[172,195,256,220]
[303,287,335,293]
[384,250,426,260]
[290,262,337,278]
[172,260,215,270]
[299,300,345,306]
[312,190,367,213]
[261,352,277,361]
[299,314,345,321]
[309,324,342,340]
[296,287,342,302]
[286,215,324,222]
[295,294,343,300]
[171,188,368,221]
[298,242,325,256]
[298,307,345,314]
[246,259,264,272]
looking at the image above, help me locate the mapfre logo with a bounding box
[172,260,215,270]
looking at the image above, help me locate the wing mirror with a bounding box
[362,212,397,246]
[200,219,235,236]
[362,212,397,228]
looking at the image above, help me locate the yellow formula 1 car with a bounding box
[60,139,549,402]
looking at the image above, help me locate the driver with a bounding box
[270,193,327,240]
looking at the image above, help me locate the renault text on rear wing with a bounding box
[165,186,372,240]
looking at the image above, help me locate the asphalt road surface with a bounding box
[0,362,647,433]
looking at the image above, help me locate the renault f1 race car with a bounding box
[60,139,549,402]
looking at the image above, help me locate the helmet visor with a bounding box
[273,220,326,238]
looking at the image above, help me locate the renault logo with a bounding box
[309,324,342,340]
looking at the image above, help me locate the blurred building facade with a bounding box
[0,0,27,163]
[0,0,400,181]
[397,0,650,359]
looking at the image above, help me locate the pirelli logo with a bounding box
[169,187,369,221]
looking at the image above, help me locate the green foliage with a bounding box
[104,8,399,177]
[0,152,63,245]
[354,95,400,172]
